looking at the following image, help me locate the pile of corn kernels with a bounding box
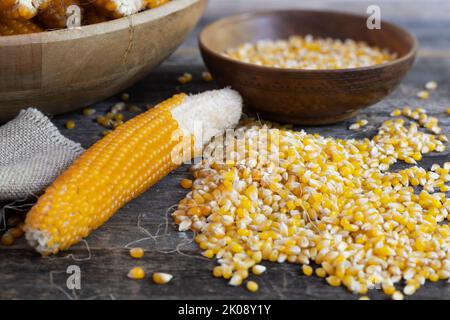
[173,108,450,300]
[224,35,396,70]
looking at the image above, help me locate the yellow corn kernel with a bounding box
[121,93,130,102]
[65,120,75,129]
[392,291,404,300]
[202,71,213,82]
[390,109,402,117]
[129,247,144,259]
[212,266,222,278]
[180,179,193,189]
[83,107,95,116]
[252,264,266,275]
[8,227,24,238]
[178,72,193,85]
[246,281,259,292]
[417,90,429,100]
[202,249,214,259]
[152,272,173,285]
[315,267,326,278]
[1,232,15,246]
[127,267,145,280]
[326,276,341,287]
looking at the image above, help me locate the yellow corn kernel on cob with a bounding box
[145,0,169,9]
[0,0,49,20]
[37,0,81,29]
[25,89,242,255]
[0,18,43,35]
[91,0,145,18]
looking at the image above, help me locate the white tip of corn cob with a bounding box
[17,0,46,10]
[26,230,57,254]
[171,88,243,152]
[111,0,146,16]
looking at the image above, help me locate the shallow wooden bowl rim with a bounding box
[199,9,419,74]
[0,0,199,45]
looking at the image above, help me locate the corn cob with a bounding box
[25,89,242,255]
[0,18,43,35]
[0,0,49,20]
[82,4,109,25]
[91,0,145,18]
[37,0,81,29]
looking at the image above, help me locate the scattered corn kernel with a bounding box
[65,120,75,129]
[390,109,402,117]
[152,272,173,285]
[246,281,259,292]
[121,93,130,102]
[202,71,213,82]
[315,268,326,278]
[302,265,313,276]
[359,296,370,300]
[1,232,15,246]
[174,107,450,299]
[403,284,416,295]
[252,265,266,275]
[392,291,404,300]
[178,72,193,84]
[128,105,143,113]
[229,274,243,286]
[425,81,437,91]
[180,179,193,189]
[111,102,126,114]
[83,107,95,116]
[129,247,144,259]
[9,227,23,238]
[349,123,361,131]
[417,90,429,100]
[127,267,145,280]
[359,119,368,127]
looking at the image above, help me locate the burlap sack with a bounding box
[0,108,84,200]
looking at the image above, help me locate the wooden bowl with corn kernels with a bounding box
[0,0,207,123]
[199,10,418,125]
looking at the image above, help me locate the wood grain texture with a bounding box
[0,0,207,122]
[1,0,450,300]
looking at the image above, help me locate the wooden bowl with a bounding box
[0,0,207,123]
[199,10,418,125]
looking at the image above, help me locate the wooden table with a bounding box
[1,0,450,300]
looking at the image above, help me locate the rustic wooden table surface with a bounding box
[1,0,450,300]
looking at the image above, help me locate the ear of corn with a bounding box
[0,18,43,35]
[91,0,146,18]
[24,89,242,255]
[81,4,109,25]
[144,0,169,9]
[0,0,49,20]
[37,0,81,29]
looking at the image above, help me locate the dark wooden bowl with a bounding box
[199,10,418,125]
